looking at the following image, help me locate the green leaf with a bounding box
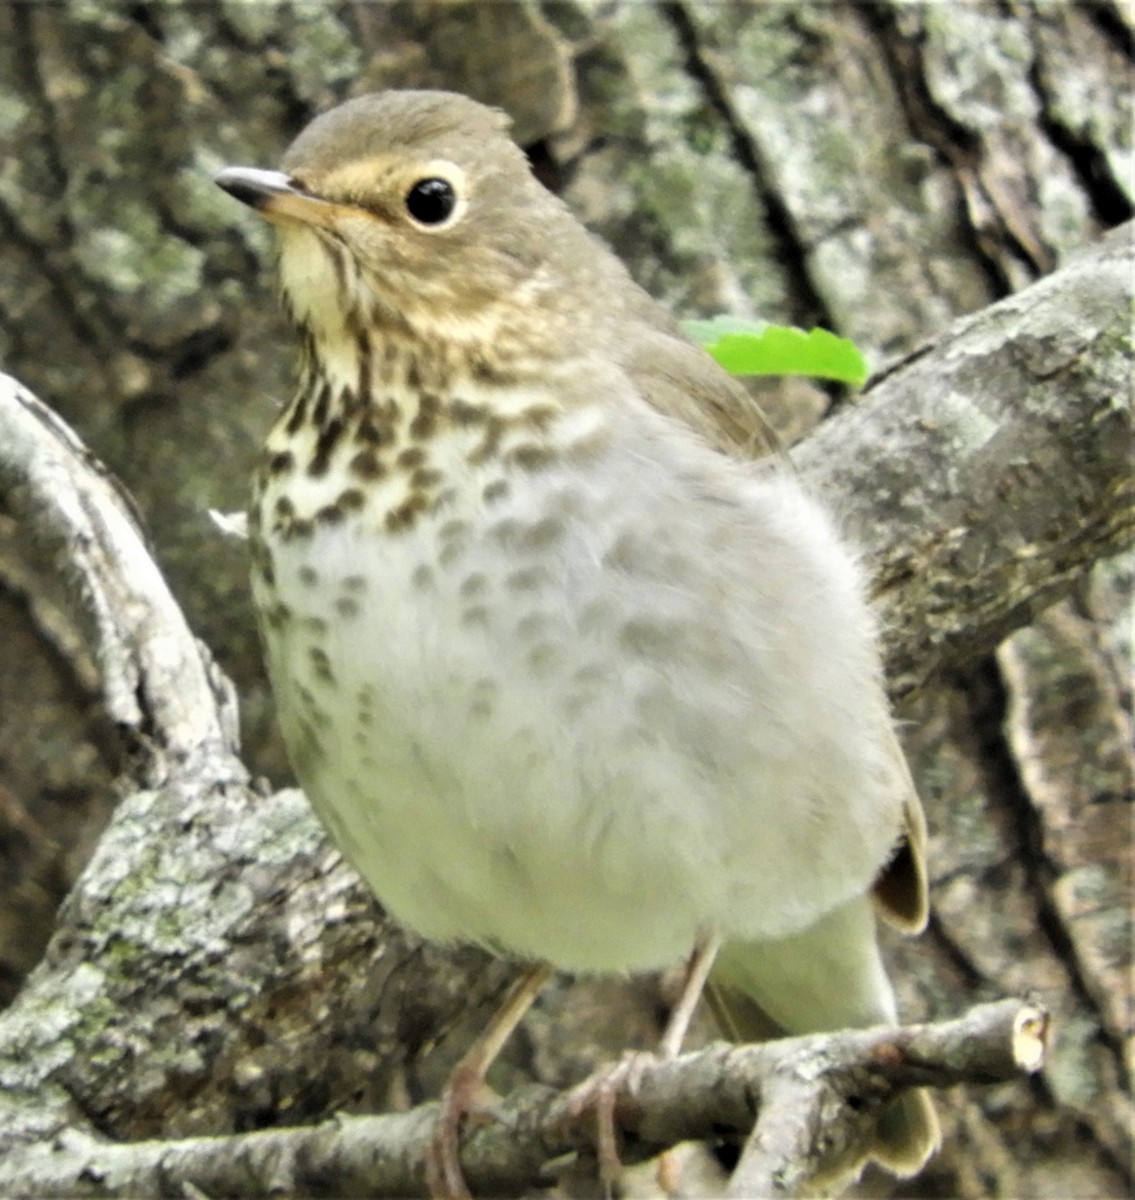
[685,316,869,387]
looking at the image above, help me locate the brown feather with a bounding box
[622,325,784,460]
[872,730,930,933]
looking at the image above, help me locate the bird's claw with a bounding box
[425,1064,501,1200]
[566,1050,659,1191]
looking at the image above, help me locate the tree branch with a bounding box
[795,221,1134,700]
[0,1000,1046,1199]
[0,376,240,781]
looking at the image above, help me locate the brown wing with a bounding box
[872,728,930,933]
[621,322,783,461]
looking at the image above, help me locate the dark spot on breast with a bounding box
[355,330,373,399]
[461,605,490,628]
[349,448,387,480]
[316,502,347,525]
[459,572,487,598]
[356,415,396,447]
[482,479,510,504]
[619,617,682,659]
[384,493,429,532]
[468,417,506,466]
[526,642,559,675]
[449,398,488,425]
[337,487,366,511]
[489,517,520,547]
[284,392,309,437]
[505,565,550,591]
[410,467,444,490]
[397,446,426,470]
[309,415,347,477]
[515,612,552,640]
[490,515,563,555]
[410,393,443,439]
[263,601,293,629]
[438,541,465,567]
[518,404,558,429]
[507,442,556,471]
[439,518,470,543]
[291,716,327,765]
[311,379,333,430]
[602,530,642,571]
[375,396,401,423]
[267,449,295,475]
[519,516,564,551]
[309,645,334,682]
[298,565,319,586]
[470,355,516,386]
[250,540,275,586]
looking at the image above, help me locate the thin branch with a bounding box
[725,1001,1049,1199]
[0,1000,1047,1199]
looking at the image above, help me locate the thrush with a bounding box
[216,89,939,1196]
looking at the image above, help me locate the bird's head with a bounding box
[216,90,593,378]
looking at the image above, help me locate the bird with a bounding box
[215,88,939,1196]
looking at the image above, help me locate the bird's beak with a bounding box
[214,167,336,228]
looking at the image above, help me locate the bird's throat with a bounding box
[251,322,608,558]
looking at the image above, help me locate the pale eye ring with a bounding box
[405,177,459,227]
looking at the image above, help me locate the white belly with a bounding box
[255,424,907,973]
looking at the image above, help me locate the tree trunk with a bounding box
[0,2,1130,1197]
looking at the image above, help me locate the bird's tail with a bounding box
[870,1087,940,1176]
[708,896,939,1178]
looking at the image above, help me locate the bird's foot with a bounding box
[425,1061,500,1200]
[566,1049,659,1193]
[423,964,553,1198]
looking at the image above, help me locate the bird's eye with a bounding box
[405,178,458,226]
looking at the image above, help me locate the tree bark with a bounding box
[0,2,1130,1197]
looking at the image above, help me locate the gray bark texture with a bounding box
[0,2,1131,1197]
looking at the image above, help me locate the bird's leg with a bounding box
[567,933,723,1193]
[427,962,554,1200]
[660,932,722,1059]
